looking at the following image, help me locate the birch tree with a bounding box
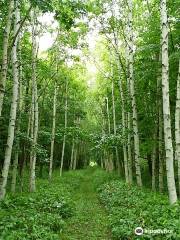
[160,0,177,203]
[111,68,122,176]
[0,0,14,117]
[60,79,68,176]
[0,1,20,199]
[49,83,57,181]
[29,9,39,192]
[127,0,142,187]
[175,60,180,195]
[69,138,75,170]
[159,103,164,193]
[105,96,114,171]
[11,41,23,193]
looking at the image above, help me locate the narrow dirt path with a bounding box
[60,170,111,240]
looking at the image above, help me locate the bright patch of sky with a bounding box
[38,13,99,88]
[38,13,58,54]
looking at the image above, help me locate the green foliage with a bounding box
[98,181,180,240]
[0,173,77,240]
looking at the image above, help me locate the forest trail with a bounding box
[60,169,111,240]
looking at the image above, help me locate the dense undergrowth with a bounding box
[98,180,180,240]
[0,171,83,240]
[0,168,180,240]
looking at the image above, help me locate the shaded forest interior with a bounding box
[0,0,180,239]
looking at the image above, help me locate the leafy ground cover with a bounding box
[0,167,179,240]
[98,180,180,240]
[0,172,81,240]
[0,167,115,240]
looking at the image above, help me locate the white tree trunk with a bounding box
[29,9,38,192]
[127,0,142,187]
[11,43,23,193]
[175,60,180,195]
[126,47,133,184]
[0,0,14,117]
[106,97,111,134]
[111,75,122,176]
[127,112,133,183]
[116,62,129,182]
[160,0,177,204]
[21,109,31,192]
[151,134,156,191]
[159,101,164,193]
[73,148,77,170]
[156,53,164,193]
[0,1,20,199]
[49,83,57,180]
[60,80,68,176]
[69,138,75,170]
[105,96,114,172]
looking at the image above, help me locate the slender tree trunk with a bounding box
[29,9,38,192]
[111,74,122,176]
[152,74,160,191]
[151,134,156,191]
[160,0,177,204]
[106,97,111,134]
[101,113,107,171]
[49,83,57,181]
[127,112,133,183]
[126,45,133,184]
[0,0,14,117]
[20,109,31,192]
[175,60,180,195]
[0,1,20,200]
[73,147,77,170]
[105,96,114,172]
[11,43,23,193]
[127,0,142,187]
[100,155,104,168]
[159,101,164,192]
[116,64,129,182]
[156,53,164,193]
[60,80,68,176]
[69,138,75,170]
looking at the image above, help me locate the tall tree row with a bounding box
[90,0,179,204]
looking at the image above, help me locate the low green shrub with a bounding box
[98,180,180,240]
[0,172,77,239]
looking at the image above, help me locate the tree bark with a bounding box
[151,135,156,191]
[127,0,142,187]
[11,41,23,193]
[105,96,114,172]
[111,72,122,176]
[60,79,68,176]
[49,83,57,181]
[175,60,180,195]
[159,100,164,193]
[69,138,75,170]
[0,0,14,117]
[160,0,177,204]
[29,9,39,192]
[73,147,77,170]
[0,1,20,199]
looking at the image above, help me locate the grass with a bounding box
[60,168,112,239]
[0,167,115,240]
[0,167,179,240]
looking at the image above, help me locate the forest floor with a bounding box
[60,168,112,239]
[0,167,179,240]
